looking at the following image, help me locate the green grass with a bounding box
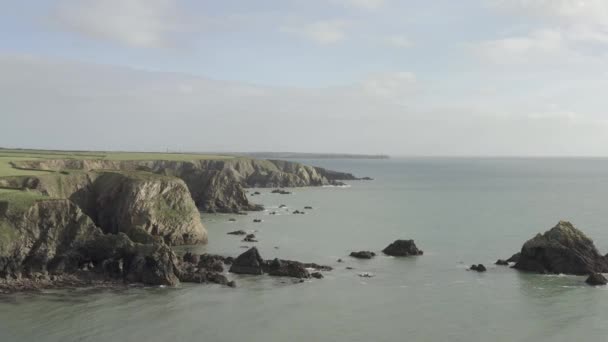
[0,189,51,215]
[0,148,235,177]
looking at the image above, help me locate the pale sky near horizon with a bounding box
[2,0,608,156]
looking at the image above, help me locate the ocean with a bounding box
[2,158,608,341]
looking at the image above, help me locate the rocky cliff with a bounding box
[0,171,207,246]
[10,158,359,213]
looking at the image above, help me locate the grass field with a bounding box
[0,148,235,177]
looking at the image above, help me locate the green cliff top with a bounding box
[0,148,235,177]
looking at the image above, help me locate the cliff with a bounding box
[10,158,359,213]
[0,171,207,246]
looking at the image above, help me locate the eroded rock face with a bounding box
[513,221,608,275]
[91,172,207,246]
[382,240,423,256]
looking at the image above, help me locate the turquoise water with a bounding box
[3,158,608,341]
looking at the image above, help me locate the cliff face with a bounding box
[11,158,358,213]
[0,171,208,246]
[0,196,101,278]
[0,195,182,286]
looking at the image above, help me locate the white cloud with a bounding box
[281,20,350,45]
[329,0,387,10]
[489,0,608,24]
[382,35,412,48]
[53,0,182,48]
[360,72,417,99]
[474,29,567,64]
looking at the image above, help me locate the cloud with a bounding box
[329,0,387,10]
[360,72,417,99]
[473,29,567,64]
[489,0,608,24]
[52,0,182,48]
[281,20,350,45]
[382,35,412,48]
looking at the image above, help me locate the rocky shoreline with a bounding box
[0,158,365,293]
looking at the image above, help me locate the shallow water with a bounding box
[3,158,608,341]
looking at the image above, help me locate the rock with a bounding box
[197,254,226,272]
[242,234,258,242]
[228,218,236,222]
[513,221,608,275]
[311,272,324,279]
[586,273,608,286]
[253,219,262,223]
[350,251,376,259]
[253,191,261,195]
[292,210,305,215]
[265,258,310,279]
[279,205,287,208]
[495,259,509,266]
[382,240,423,256]
[358,272,374,278]
[229,247,265,275]
[271,189,291,195]
[182,252,200,264]
[269,211,276,215]
[337,258,343,263]
[506,252,521,263]
[304,206,313,210]
[469,264,487,272]
[346,267,354,270]
[361,177,373,181]
[227,230,247,235]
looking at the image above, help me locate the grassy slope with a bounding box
[0,149,234,177]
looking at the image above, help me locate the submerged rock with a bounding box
[513,221,608,275]
[227,230,247,236]
[586,273,607,286]
[271,189,291,195]
[382,240,423,256]
[311,272,324,279]
[350,251,376,259]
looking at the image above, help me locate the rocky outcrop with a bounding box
[229,247,329,279]
[350,251,376,259]
[513,221,608,275]
[10,158,359,213]
[382,240,423,256]
[0,172,208,246]
[469,264,487,272]
[586,273,607,286]
[90,172,207,245]
[229,247,265,275]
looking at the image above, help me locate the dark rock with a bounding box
[469,264,487,272]
[495,259,509,266]
[228,218,237,222]
[243,234,258,242]
[346,267,354,270]
[311,272,324,279]
[271,189,291,195]
[279,205,287,208]
[350,251,376,259]
[358,272,374,278]
[361,177,373,180]
[586,273,607,286]
[227,230,247,236]
[266,259,310,279]
[513,221,608,275]
[227,280,236,288]
[253,219,262,223]
[269,211,276,215]
[337,258,343,263]
[197,254,226,272]
[382,240,423,256]
[229,247,265,275]
[304,206,313,210]
[182,252,200,264]
[507,252,521,263]
[292,210,305,215]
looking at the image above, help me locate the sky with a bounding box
[1,0,608,156]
